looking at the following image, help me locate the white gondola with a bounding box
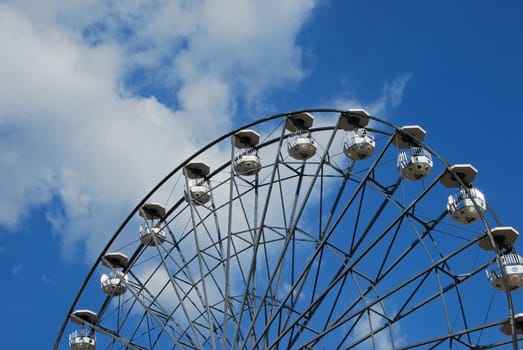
[100,272,128,296]
[285,112,317,161]
[343,128,375,161]
[186,183,211,205]
[139,203,167,246]
[478,228,523,291]
[397,147,433,181]
[233,130,262,176]
[487,253,523,291]
[440,164,486,224]
[100,252,128,296]
[139,225,166,246]
[69,329,96,350]
[234,151,261,175]
[288,132,317,160]
[69,310,97,350]
[446,187,486,224]
[393,126,432,181]
[185,162,211,205]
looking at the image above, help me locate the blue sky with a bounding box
[1,1,523,349]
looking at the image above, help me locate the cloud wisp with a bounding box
[330,72,413,118]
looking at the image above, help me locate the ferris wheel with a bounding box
[55,109,523,350]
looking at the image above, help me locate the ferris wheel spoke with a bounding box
[286,227,462,346]
[302,164,340,318]
[374,210,446,288]
[124,252,195,345]
[121,278,193,349]
[262,162,294,314]
[395,262,489,325]
[239,125,346,350]
[129,274,208,344]
[91,322,150,350]
[185,172,266,350]
[315,132,397,255]
[347,177,402,259]
[224,138,238,348]
[269,162,312,315]
[256,133,399,348]
[156,225,225,336]
[394,319,509,350]
[186,203,220,350]
[356,272,396,350]
[230,178,259,286]
[396,253,488,321]
[348,177,367,253]
[107,283,157,347]
[300,238,490,349]
[199,198,251,350]
[346,171,444,276]
[270,144,410,344]
[375,244,484,324]
[148,242,209,348]
[281,169,354,348]
[246,170,287,346]
[231,132,290,349]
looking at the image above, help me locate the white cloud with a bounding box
[7,0,315,101]
[331,73,413,117]
[41,274,59,286]
[351,307,407,350]
[0,1,317,262]
[367,73,413,116]
[11,263,23,277]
